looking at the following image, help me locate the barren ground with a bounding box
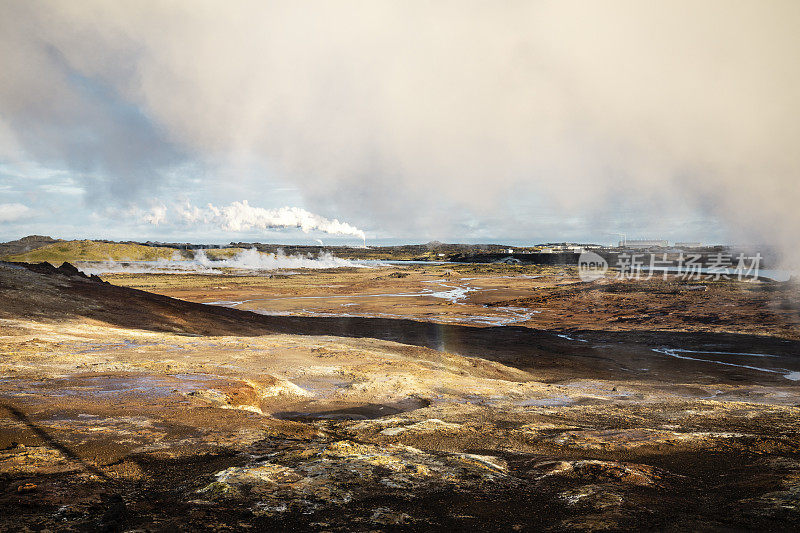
[1,262,800,531]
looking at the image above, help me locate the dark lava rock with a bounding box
[26,262,60,275]
[5,261,103,282]
[57,262,87,278]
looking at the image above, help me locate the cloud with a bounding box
[0,3,185,201]
[0,203,32,222]
[0,2,799,260]
[140,203,167,225]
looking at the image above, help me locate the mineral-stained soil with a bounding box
[1,261,800,531]
[102,263,800,339]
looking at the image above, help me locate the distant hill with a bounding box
[2,240,183,262]
[0,235,537,263]
[0,235,62,258]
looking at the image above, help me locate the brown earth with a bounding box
[1,261,800,531]
[101,264,800,339]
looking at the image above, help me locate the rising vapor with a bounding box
[171,201,366,242]
[75,247,367,275]
[1,1,799,259]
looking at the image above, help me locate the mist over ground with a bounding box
[76,248,369,275]
[1,1,798,260]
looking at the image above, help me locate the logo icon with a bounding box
[578,251,608,281]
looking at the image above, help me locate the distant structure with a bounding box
[537,242,596,253]
[622,239,669,248]
[675,242,702,249]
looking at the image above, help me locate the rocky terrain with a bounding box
[1,260,799,530]
[0,236,62,259]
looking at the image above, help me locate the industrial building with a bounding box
[621,239,669,248]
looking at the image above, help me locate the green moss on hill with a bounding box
[3,240,181,262]
[202,248,244,260]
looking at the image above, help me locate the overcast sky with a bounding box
[1,1,798,249]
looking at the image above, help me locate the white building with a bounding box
[623,239,668,248]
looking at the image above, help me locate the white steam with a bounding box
[2,2,800,260]
[176,201,366,243]
[193,248,366,270]
[76,247,368,274]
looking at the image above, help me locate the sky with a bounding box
[1,1,799,252]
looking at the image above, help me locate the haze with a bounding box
[1,1,798,257]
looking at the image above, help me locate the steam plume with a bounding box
[76,247,367,274]
[1,2,799,261]
[174,201,366,242]
[193,248,366,270]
